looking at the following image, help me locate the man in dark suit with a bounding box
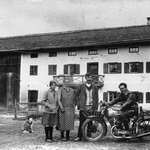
[74,73,99,141]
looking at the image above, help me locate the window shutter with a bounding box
[146,92,150,103]
[103,63,108,74]
[103,92,108,102]
[76,64,80,74]
[30,66,32,75]
[124,63,129,73]
[138,92,143,103]
[48,65,53,75]
[53,65,57,75]
[36,66,38,75]
[146,62,150,73]
[64,65,68,74]
[138,62,143,73]
[117,63,121,73]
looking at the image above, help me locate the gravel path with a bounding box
[0,114,150,150]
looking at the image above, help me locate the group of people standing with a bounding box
[40,72,139,142]
[41,73,98,142]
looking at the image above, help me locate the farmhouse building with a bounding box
[0,23,150,111]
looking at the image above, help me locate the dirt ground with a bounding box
[0,114,150,150]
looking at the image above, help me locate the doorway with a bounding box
[87,62,99,81]
[28,90,38,110]
[0,53,20,111]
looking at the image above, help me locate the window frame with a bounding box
[103,91,118,102]
[30,53,38,58]
[103,62,121,74]
[132,91,143,103]
[108,91,118,102]
[68,51,77,56]
[49,51,57,57]
[64,64,80,75]
[30,65,38,75]
[48,65,57,75]
[28,90,38,110]
[129,47,139,53]
[124,62,143,73]
[104,91,143,103]
[108,48,118,54]
[88,49,98,55]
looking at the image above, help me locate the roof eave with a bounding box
[0,38,150,52]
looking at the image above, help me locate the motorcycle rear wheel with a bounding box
[81,118,106,142]
[138,118,150,141]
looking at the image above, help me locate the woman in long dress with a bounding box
[58,78,75,141]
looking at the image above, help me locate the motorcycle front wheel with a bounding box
[81,118,106,142]
[138,118,150,141]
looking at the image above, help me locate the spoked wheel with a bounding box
[138,119,150,141]
[81,118,106,142]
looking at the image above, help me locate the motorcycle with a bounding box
[81,101,150,142]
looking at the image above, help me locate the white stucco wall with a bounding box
[20,45,150,110]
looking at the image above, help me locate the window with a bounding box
[103,63,121,74]
[146,62,150,73]
[87,63,98,74]
[30,53,38,58]
[146,92,150,103]
[49,52,57,57]
[109,91,118,101]
[108,48,118,54]
[48,65,57,75]
[68,51,77,56]
[64,64,80,75]
[103,91,118,102]
[103,91,143,103]
[88,49,98,55]
[132,91,143,103]
[129,47,139,53]
[103,92,108,102]
[124,62,143,73]
[30,65,38,75]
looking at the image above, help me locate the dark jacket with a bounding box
[109,91,138,111]
[76,82,98,111]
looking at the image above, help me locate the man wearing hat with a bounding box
[74,73,99,141]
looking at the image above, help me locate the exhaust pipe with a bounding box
[111,131,150,139]
[136,132,150,138]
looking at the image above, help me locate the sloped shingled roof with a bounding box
[0,25,150,52]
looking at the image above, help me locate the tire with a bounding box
[138,118,150,141]
[81,118,106,142]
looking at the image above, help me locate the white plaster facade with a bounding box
[20,44,150,110]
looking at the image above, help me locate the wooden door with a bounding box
[28,90,38,110]
[87,62,99,81]
[0,53,20,111]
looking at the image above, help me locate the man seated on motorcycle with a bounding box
[104,82,138,135]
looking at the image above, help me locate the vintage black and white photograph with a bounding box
[0,0,150,150]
